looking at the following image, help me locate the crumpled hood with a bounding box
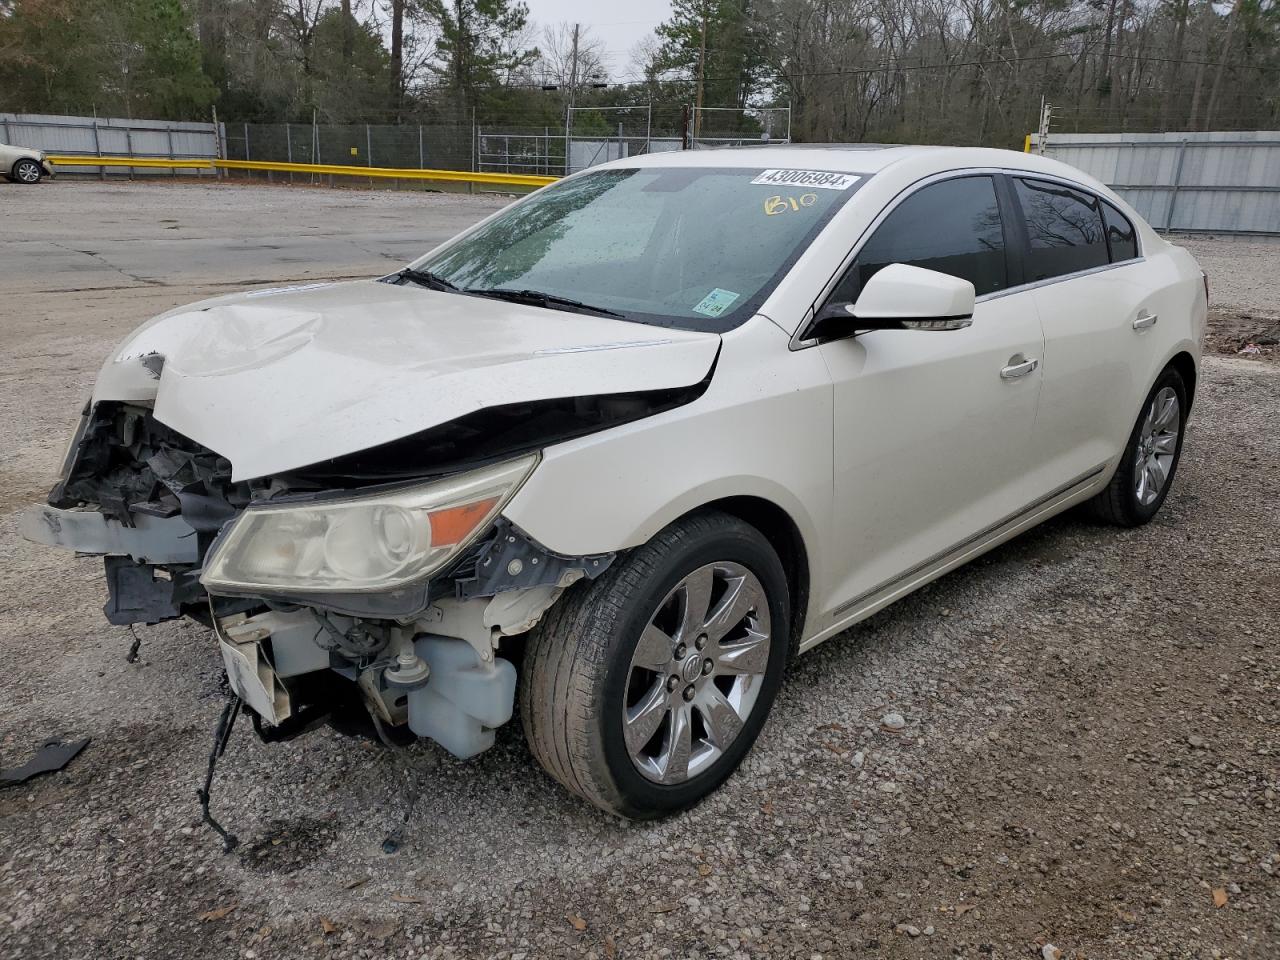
[94,280,720,481]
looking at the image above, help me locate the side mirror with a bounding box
[806,264,976,341]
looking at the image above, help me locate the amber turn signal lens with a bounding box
[428,497,500,546]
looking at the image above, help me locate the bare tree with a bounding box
[536,21,608,89]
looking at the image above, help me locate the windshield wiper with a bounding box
[463,287,625,319]
[390,267,458,292]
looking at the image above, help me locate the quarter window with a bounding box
[830,176,1008,303]
[1102,200,1138,262]
[1015,178,1108,281]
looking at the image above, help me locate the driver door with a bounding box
[816,175,1047,628]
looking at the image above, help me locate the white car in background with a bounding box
[1,141,54,183]
[23,146,1205,820]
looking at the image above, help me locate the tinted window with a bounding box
[831,176,1008,302]
[1015,178,1108,280]
[1102,200,1138,262]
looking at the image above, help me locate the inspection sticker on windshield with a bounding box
[693,288,740,318]
[751,169,859,190]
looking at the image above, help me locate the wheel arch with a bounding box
[1167,349,1197,409]
[672,495,811,656]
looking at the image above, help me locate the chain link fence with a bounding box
[6,110,797,190]
[222,122,476,172]
[475,127,565,177]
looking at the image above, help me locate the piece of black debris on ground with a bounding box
[0,737,91,788]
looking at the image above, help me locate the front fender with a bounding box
[502,317,835,634]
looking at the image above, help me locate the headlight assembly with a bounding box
[200,454,537,596]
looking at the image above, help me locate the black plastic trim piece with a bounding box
[453,518,615,600]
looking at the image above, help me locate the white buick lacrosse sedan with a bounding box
[24,146,1205,819]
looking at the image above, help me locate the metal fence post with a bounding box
[286,121,293,184]
[419,125,424,169]
[92,119,106,181]
[125,127,135,181]
[167,123,176,178]
[564,104,572,174]
[243,122,250,183]
[1165,139,1189,232]
[366,122,373,189]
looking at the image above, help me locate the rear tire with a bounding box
[1086,365,1187,527]
[520,510,789,819]
[12,158,42,184]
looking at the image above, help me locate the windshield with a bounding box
[412,165,866,332]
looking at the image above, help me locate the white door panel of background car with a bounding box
[810,174,1048,625]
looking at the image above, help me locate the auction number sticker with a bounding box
[750,169,860,190]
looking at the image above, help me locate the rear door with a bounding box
[1009,177,1164,486]
[816,174,1046,624]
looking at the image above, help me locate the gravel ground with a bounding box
[1,185,1277,960]
[1174,234,1280,362]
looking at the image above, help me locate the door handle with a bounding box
[1133,312,1159,330]
[1000,355,1039,380]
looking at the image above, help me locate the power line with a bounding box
[421,48,1274,94]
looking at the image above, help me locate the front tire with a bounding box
[520,511,789,819]
[1087,365,1188,526]
[12,158,42,184]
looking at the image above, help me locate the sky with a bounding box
[524,0,674,81]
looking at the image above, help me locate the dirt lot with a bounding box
[1,182,1277,960]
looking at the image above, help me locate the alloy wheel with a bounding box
[622,561,772,784]
[1135,385,1180,506]
[15,160,40,183]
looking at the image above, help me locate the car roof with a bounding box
[597,143,1102,188]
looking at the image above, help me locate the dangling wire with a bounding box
[196,693,242,852]
[125,624,143,663]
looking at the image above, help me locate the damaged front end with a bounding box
[20,391,694,759]
[25,400,256,625]
[21,267,721,758]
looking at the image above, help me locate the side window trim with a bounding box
[794,167,1145,349]
[807,171,993,325]
[1100,198,1141,264]
[1009,175,1111,283]
[1006,174,1144,270]
[993,173,1030,289]
[816,172,1008,308]
[977,182,1145,303]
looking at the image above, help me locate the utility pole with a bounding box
[693,10,708,140]
[564,23,580,175]
[567,23,580,115]
[1036,98,1052,155]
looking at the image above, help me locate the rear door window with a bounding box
[1014,178,1108,281]
[831,175,1009,302]
[1102,200,1139,262]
